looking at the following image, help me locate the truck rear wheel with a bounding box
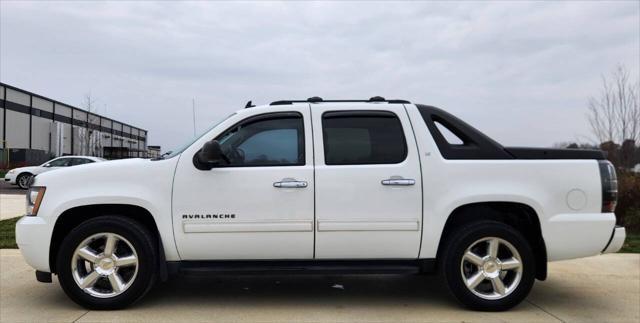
[441,221,535,311]
[56,216,157,309]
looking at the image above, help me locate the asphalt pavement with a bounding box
[0,181,25,196]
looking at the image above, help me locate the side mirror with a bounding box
[43,163,51,168]
[193,139,225,170]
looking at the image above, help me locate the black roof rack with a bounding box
[270,96,411,106]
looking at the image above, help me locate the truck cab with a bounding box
[16,97,625,311]
[174,101,422,260]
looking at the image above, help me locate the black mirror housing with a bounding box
[193,140,224,170]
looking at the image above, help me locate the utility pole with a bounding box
[192,98,196,137]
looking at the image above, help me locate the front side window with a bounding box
[47,158,72,167]
[215,113,304,167]
[322,111,407,165]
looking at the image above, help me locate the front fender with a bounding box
[32,157,181,262]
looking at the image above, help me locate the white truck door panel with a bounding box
[312,104,423,259]
[172,106,314,260]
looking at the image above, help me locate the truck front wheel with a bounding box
[441,221,535,311]
[56,216,158,309]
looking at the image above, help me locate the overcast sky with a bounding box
[1,1,638,150]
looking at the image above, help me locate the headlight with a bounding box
[7,169,15,174]
[26,186,46,216]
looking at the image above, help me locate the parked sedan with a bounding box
[4,156,105,189]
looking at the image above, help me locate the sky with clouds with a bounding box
[1,1,638,150]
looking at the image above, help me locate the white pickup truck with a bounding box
[16,97,625,311]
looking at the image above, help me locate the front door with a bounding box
[172,106,315,260]
[312,103,423,259]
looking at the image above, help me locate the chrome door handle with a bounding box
[381,178,415,186]
[273,180,308,188]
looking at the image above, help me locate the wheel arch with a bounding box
[49,204,165,276]
[436,201,547,280]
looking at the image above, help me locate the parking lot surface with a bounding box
[0,181,25,196]
[0,249,638,322]
[0,195,24,220]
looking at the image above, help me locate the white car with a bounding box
[4,156,105,189]
[16,97,625,311]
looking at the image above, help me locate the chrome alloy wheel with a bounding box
[460,237,523,300]
[18,175,31,189]
[71,233,139,298]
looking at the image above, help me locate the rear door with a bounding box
[312,103,423,259]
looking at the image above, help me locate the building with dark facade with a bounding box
[0,82,152,168]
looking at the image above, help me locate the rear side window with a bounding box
[416,104,512,160]
[71,158,94,166]
[435,121,464,145]
[322,111,407,165]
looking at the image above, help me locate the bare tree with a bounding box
[588,65,640,145]
[80,93,99,156]
[82,93,96,113]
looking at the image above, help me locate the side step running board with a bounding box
[170,259,435,276]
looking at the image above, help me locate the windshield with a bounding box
[160,113,236,159]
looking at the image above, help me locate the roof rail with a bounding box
[269,96,411,106]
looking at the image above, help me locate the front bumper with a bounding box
[4,173,16,184]
[602,226,626,254]
[16,216,53,272]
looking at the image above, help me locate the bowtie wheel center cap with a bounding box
[96,257,115,275]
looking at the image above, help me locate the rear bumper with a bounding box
[544,212,617,261]
[602,226,626,254]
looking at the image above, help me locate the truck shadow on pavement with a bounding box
[131,273,585,312]
[116,274,623,323]
[17,272,612,322]
[138,274,458,309]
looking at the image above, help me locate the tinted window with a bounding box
[71,158,94,166]
[47,158,72,167]
[216,114,304,166]
[322,111,407,165]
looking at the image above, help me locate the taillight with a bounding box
[598,160,618,212]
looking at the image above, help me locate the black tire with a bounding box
[56,216,158,310]
[16,173,32,189]
[441,221,535,311]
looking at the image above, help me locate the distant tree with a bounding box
[587,65,639,145]
[80,93,101,156]
[600,141,620,166]
[552,141,597,149]
[621,139,639,169]
[587,65,639,168]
